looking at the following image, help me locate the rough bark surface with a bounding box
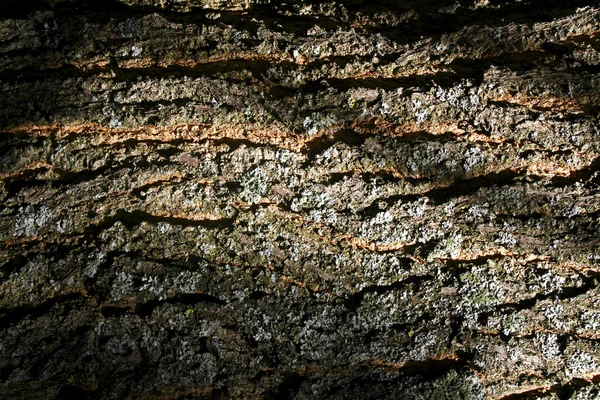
[1,0,600,398]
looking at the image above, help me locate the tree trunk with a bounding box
[1,0,600,398]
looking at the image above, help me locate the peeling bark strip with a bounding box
[1,0,600,398]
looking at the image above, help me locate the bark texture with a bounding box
[1,0,600,398]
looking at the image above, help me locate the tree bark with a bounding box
[1,0,600,398]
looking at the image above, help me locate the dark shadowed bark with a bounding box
[1,0,600,398]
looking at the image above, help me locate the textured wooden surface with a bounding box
[1,1,600,398]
